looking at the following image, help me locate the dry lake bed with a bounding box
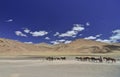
[0,60,120,77]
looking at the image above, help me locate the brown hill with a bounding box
[0,38,54,54]
[53,39,111,53]
[0,38,120,55]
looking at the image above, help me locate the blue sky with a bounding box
[0,0,120,44]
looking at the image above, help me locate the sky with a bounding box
[0,0,120,44]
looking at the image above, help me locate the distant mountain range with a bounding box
[0,38,120,55]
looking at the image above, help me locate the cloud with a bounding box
[15,28,49,37]
[96,39,111,43]
[50,39,71,45]
[86,22,90,26]
[15,31,27,37]
[96,34,102,37]
[84,34,102,40]
[24,42,33,44]
[79,34,83,36]
[95,29,120,43]
[58,24,85,37]
[30,31,48,37]
[59,31,77,37]
[50,41,60,45]
[58,39,66,42]
[72,24,85,31]
[51,39,65,45]
[54,32,60,36]
[23,28,48,37]
[64,40,72,44]
[85,36,97,40]
[5,19,13,22]
[23,28,30,33]
[110,29,120,43]
[45,37,50,40]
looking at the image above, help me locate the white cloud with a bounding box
[64,40,72,44]
[96,34,102,37]
[112,29,120,33]
[72,24,85,31]
[84,34,102,40]
[45,37,50,40]
[96,39,111,43]
[50,39,71,45]
[15,31,27,37]
[30,31,48,37]
[5,19,13,22]
[58,39,65,42]
[86,22,90,26]
[15,28,49,37]
[23,28,30,33]
[95,29,120,43]
[84,36,97,40]
[54,32,60,36]
[59,31,77,37]
[50,39,65,45]
[50,41,60,45]
[79,34,83,36]
[110,29,120,43]
[58,24,85,37]
[24,42,33,44]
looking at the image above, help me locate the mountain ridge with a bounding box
[0,38,120,55]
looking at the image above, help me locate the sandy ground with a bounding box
[0,60,120,77]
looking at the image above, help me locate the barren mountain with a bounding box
[0,38,120,55]
[0,38,54,54]
[53,39,111,53]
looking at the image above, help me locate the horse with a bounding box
[103,57,116,63]
[75,57,82,61]
[46,57,54,61]
[61,57,66,60]
[90,56,103,63]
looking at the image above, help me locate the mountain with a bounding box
[0,38,120,55]
[53,39,111,53]
[0,38,54,55]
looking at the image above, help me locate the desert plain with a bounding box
[0,58,120,77]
